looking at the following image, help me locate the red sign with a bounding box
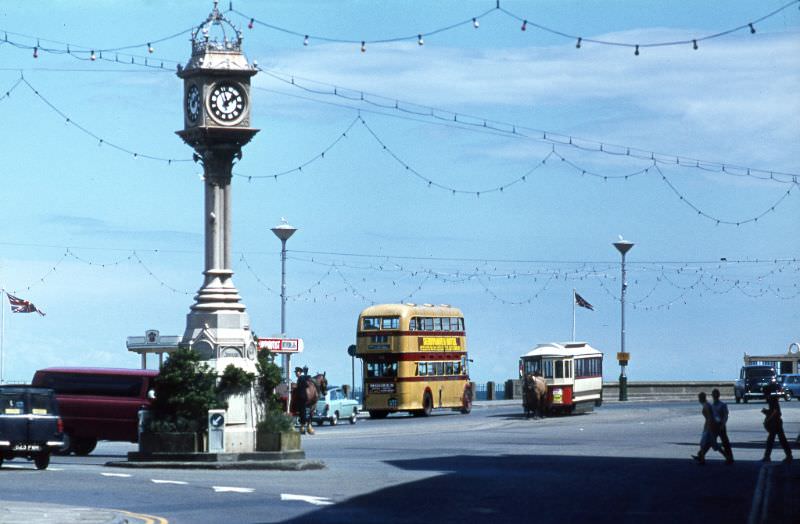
[257,338,304,354]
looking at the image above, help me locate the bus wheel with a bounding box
[422,392,433,417]
[368,410,388,419]
[460,391,472,414]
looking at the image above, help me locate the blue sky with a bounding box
[0,1,798,386]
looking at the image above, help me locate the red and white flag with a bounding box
[6,293,46,316]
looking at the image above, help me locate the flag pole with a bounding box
[571,288,576,342]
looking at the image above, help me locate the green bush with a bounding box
[148,347,220,434]
[256,409,294,433]
[216,364,255,396]
[255,348,297,433]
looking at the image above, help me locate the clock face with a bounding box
[208,82,246,124]
[186,84,200,123]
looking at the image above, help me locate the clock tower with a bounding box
[176,2,259,450]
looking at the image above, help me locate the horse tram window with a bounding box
[519,342,603,416]
[355,303,472,419]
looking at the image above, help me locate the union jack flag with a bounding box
[6,293,46,316]
[574,291,594,311]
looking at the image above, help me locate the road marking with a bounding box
[151,479,188,485]
[281,493,334,506]
[111,508,169,524]
[212,486,255,493]
[102,472,132,478]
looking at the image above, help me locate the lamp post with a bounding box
[271,219,297,385]
[613,238,634,401]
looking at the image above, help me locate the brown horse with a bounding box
[290,372,327,434]
[523,373,547,419]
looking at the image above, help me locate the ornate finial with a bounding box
[190,1,243,55]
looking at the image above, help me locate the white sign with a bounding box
[258,337,304,354]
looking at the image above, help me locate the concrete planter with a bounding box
[256,430,301,452]
[139,432,199,454]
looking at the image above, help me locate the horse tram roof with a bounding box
[521,342,602,359]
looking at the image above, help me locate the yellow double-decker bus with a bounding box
[356,303,472,418]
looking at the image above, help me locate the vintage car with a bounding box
[0,385,64,470]
[777,374,800,400]
[313,386,359,426]
[734,365,782,403]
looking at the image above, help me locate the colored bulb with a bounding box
[576,37,582,49]
[90,50,96,61]
[521,20,527,31]
[472,18,479,29]
[418,34,424,46]
[304,35,309,46]
[361,41,366,52]
[248,18,254,29]
[33,46,38,58]
[148,43,154,53]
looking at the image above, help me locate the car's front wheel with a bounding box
[349,409,358,424]
[786,391,793,401]
[329,412,338,426]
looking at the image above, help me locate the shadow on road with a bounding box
[280,453,764,523]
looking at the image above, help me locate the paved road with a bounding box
[1,399,798,523]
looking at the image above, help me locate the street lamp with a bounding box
[613,237,634,402]
[271,218,297,385]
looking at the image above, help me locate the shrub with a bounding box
[148,347,220,434]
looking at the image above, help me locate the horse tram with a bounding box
[520,341,603,417]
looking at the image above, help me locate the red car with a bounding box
[32,367,157,455]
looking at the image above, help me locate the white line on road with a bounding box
[152,479,188,485]
[213,486,255,493]
[281,493,334,506]
[101,472,132,478]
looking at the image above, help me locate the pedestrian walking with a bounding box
[761,383,792,463]
[692,391,721,465]
[710,388,734,464]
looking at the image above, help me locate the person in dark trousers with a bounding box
[692,391,721,465]
[710,388,734,464]
[761,384,792,463]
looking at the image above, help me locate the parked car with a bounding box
[313,386,359,426]
[734,365,781,403]
[0,385,64,470]
[32,367,157,455]
[777,374,800,400]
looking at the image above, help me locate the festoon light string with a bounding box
[4,241,796,310]
[5,74,796,226]
[231,0,800,54]
[260,69,800,181]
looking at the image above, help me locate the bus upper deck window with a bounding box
[433,318,442,331]
[422,318,434,331]
[555,360,563,379]
[363,317,380,330]
[381,317,399,330]
[441,317,451,331]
